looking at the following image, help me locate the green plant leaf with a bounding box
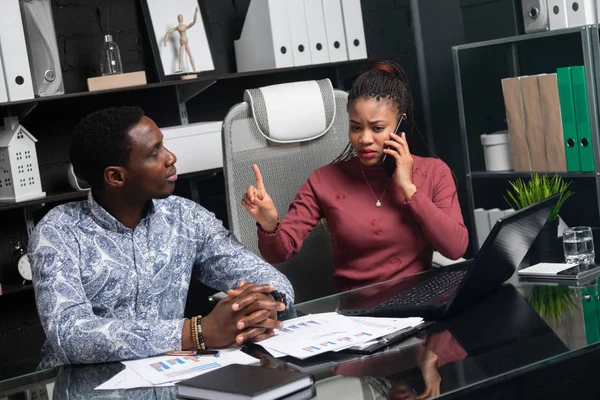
[504,173,574,220]
[527,285,577,324]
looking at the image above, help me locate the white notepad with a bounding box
[518,262,600,283]
[518,263,575,276]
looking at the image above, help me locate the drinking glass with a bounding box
[563,226,595,266]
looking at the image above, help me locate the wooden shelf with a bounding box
[180,168,222,181]
[0,59,372,107]
[0,282,33,296]
[469,171,598,179]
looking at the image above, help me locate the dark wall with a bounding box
[53,0,155,92]
[459,0,523,43]
[51,0,255,93]
[412,0,470,253]
[413,0,465,172]
[0,0,422,380]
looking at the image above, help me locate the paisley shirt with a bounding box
[29,192,294,369]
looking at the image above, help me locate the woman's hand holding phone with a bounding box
[383,119,417,200]
[242,164,279,233]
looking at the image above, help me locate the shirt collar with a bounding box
[87,191,157,233]
[351,156,387,180]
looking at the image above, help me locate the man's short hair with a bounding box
[69,106,144,189]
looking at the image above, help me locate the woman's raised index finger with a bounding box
[253,164,266,190]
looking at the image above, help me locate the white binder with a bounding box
[0,0,34,102]
[341,0,368,60]
[548,0,568,29]
[0,44,8,103]
[234,0,294,72]
[566,0,597,27]
[474,209,491,251]
[503,208,515,217]
[287,0,312,66]
[321,0,348,62]
[487,208,505,229]
[304,0,330,65]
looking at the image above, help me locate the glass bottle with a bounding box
[100,34,123,76]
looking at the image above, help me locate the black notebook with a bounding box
[176,363,314,400]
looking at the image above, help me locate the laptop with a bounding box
[336,194,560,319]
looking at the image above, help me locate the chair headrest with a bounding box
[243,79,336,143]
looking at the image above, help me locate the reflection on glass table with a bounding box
[2,275,600,399]
[516,270,600,348]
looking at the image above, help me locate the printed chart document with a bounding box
[95,313,424,389]
[259,312,423,359]
[340,316,425,351]
[95,367,173,390]
[95,348,259,390]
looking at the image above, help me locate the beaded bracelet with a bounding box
[195,315,207,351]
[190,316,200,350]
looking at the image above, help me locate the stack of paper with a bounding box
[95,313,424,390]
[259,312,423,359]
[95,348,259,390]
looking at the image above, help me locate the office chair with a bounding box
[221,79,349,303]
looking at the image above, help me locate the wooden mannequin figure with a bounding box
[164,7,199,79]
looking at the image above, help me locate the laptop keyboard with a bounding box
[374,270,467,309]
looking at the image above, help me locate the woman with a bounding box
[242,60,468,292]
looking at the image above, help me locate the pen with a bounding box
[165,350,219,356]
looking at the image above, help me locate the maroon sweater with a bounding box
[258,156,469,292]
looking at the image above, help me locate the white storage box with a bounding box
[162,121,223,175]
[480,131,513,172]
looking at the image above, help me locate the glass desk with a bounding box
[2,270,600,400]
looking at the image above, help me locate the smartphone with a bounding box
[381,113,408,177]
[556,263,600,278]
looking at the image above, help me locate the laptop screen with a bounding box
[447,194,559,312]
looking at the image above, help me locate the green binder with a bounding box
[556,67,581,172]
[571,66,595,172]
[583,284,600,345]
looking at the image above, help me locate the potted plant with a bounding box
[505,173,574,264]
[505,173,577,324]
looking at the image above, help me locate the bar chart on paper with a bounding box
[149,355,221,378]
[260,313,395,359]
[122,350,259,385]
[284,319,374,348]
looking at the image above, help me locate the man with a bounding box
[29,106,294,369]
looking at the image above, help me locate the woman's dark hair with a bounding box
[332,60,418,164]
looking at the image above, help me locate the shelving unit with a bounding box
[0,282,33,296]
[452,26,600,253]
[0,191,86,213]
[0,59,371,127]
[0,168,226,213]
[0,60,369,214]
[0,59,367,108]
[469,172,599,179]
[587,25,600,198]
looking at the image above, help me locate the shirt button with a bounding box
[390,257,401,265]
